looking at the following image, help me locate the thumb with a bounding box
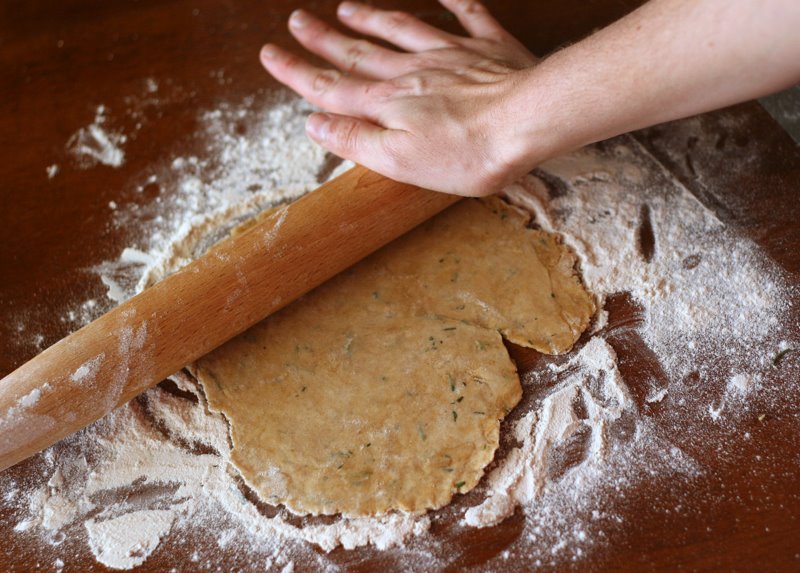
[306,112,397,175]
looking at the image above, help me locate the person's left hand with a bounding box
[259,0,539,196]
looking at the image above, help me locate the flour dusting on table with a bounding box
[67,105,126,169]
[4,93,797,571]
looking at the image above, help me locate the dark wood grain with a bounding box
[2,1,799,572]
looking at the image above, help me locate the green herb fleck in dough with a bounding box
[417,424,427,441]
[343,335,354,356]
[202,369,224,392]
[443,326,457,331]
[455,481,465,490]
[350,470,373,485]
[452,410,458,422]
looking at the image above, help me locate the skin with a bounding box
[260,0,800,197]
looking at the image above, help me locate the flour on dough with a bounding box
[193,197,594,517]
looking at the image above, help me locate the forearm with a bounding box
[518,0,800,163]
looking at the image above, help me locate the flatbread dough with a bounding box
[193,197,594,517]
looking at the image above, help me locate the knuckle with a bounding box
[312,70,341,93]
[304,20,330,43]
[463,0,488,15]
[364,80,395,101]
[383,11,412,31]
[453,0,489,18]
[408,76,427,96]
[392,74,429,97]
[282,53,301,71]
[333,120,360,151]
[345,41,369,72]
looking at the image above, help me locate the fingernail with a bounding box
[306,113,331,142]
[289,9,309,28]
[338,2,358,17]
[260,44,279,61]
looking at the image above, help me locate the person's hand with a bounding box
[260,0,538,196]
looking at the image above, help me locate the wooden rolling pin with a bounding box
[0,166,459,472]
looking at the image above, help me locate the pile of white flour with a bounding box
[3,89,796,571]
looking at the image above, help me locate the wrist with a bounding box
[493,64,572,188]
[503,60,585,177]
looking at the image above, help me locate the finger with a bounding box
[260,44,373,117]
[438,0,510,41]
[288,9,406,80]
[305,112,402,177]
[337,1,459,53]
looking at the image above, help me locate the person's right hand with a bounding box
[260,0,540,196]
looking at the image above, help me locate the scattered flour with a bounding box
[509,146,779,384]
[100,275,126,304]
[5,91,796,571]
[95,94,348,301]
[85,510,175,569]
[66,105,126,168]
[646,388,668,403]
[464,337,633,527]
[709,371,761,421]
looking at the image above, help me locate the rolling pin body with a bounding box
[0,167,458,472]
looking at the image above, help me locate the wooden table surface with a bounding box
[1,1,799,571]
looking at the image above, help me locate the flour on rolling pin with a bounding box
[3,88,799,572]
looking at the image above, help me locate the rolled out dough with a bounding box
[193,197,594,517]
